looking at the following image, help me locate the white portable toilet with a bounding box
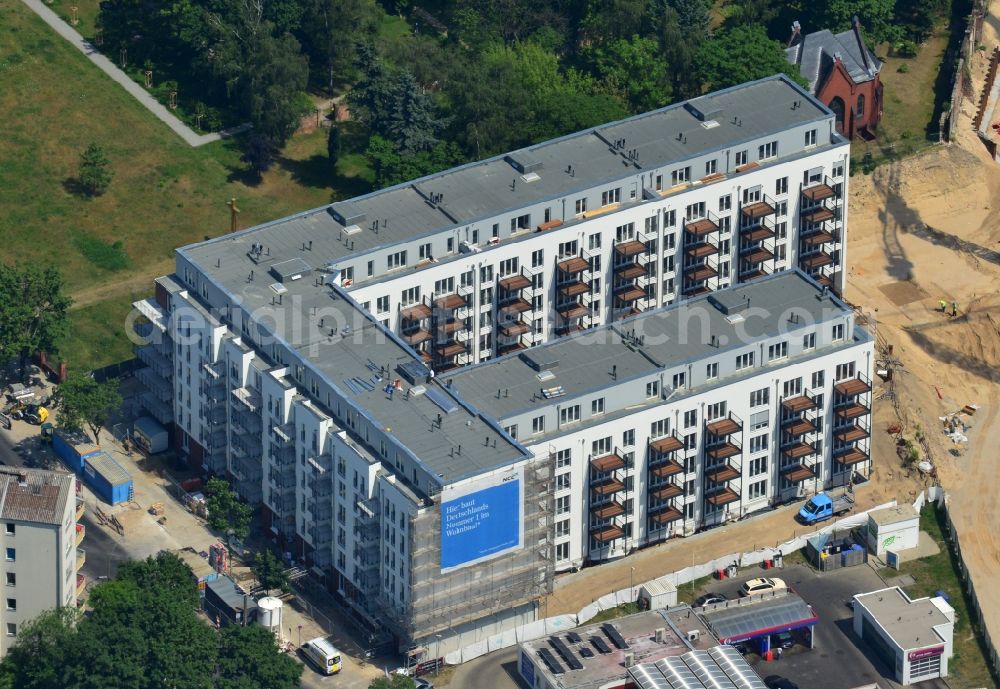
[257,596,284,641]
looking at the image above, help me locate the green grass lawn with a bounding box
[49,0,102,39]
[0,2,373,372]
[878,504,996,689]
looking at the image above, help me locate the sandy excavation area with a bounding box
[844,19,1000,641]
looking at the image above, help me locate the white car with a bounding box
[740,577,787,596]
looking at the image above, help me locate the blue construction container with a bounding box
[52,429,102,474]
[82,452,132,505]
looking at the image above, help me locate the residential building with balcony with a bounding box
[0,467,82,656]
[131,75,866,656]
[447,271,873,570]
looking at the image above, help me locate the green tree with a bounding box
[369,676,416,689]
[387,71,447,154]
[806,0,898,45]
[300,0,377,94]
[77,143,113,196]
[205,477,252,540]
[584,35,672,112]
[217,624,302,689]
[693,25,809,93]
[55,372,123,444]
[668,0,711,36]
[241,133,279,176]
[659,5,698,98]
[0,263,72,373]
[252,549,289,594]
[723,0,780,28]
[580,0,654,43]
[366,135,465,188]
[349,44,396,137]
[327,125,342,169]
[118,552,200,609]
[243,30,310,146]
[1,607,80,689]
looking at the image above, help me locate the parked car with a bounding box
[694,593,728,608]
[739,577,787,596]
[764,676,799,689]
[415,678,435,689]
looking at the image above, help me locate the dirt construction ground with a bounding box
[842,8,1000,664]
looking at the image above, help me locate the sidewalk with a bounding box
[19,0,247,147]
[544,488,885,616]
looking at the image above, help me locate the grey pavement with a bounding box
[448,648,521,689]
[19,0,248,147]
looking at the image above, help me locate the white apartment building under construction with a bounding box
[131,75,870,655]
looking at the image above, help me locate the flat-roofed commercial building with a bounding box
[853,587,954,684]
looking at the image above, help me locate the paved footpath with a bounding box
[545,489,884,616]
[20,0,247,147]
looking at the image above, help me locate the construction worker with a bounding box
[952,301,959,317]
[938,299,947,312]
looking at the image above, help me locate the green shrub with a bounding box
[71,232,129,271]
[894,40,919,58]
[897,63,909,73]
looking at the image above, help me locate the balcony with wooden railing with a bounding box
[590,498,626,520]
[782,416,816,438]
[781,440,817,460]
[590,524,625,543]
[683,209,721,236]
[648,503,684,525]
[835,399,870,421]
[834,373,872,397]
[704,487,740,506]
[75,523,85,546]
[780,463,816,483]
[799,251,834,271]
[741,193,776,220]
[705,412,742,437]
[801,178,837,202]
[685,233,721,259]
[834,445,869,466]
[739,214,775,242]
[782,389,818,413]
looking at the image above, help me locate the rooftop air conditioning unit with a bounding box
[624,652,636,667]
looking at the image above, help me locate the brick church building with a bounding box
[786,17,884,139]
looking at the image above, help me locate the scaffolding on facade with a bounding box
[378,457,555,646]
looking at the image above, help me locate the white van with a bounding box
[301,636,342,675]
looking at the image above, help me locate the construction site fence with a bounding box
[945,0,989,141]
[443,499,896,665]
[929,486,1000,682]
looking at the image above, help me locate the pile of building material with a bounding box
[939,405,977,444]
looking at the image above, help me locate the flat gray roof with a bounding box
[179,76,832,293]
[449,271,849,420]
[244,277,526,484]
[855,587,953,650]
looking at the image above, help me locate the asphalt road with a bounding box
[0,431,131,583]
[448,648,521,689]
